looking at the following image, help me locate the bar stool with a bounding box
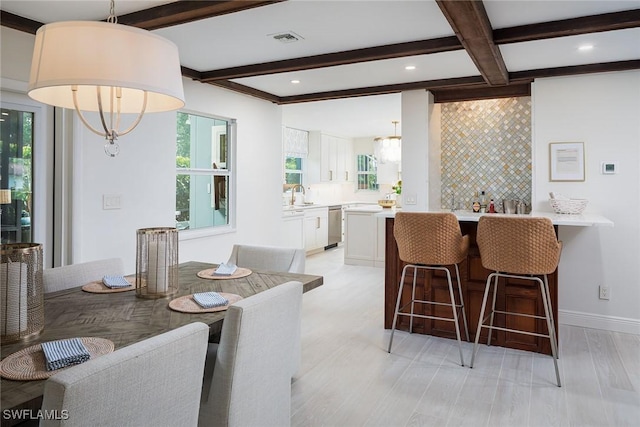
[470,215,562,387]
[388,212,470,366]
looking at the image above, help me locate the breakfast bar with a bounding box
[378,209,613,355]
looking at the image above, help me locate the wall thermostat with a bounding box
[601,162,617,174]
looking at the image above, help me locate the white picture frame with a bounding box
[549,142,585,182]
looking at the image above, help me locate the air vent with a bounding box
[270,31,304,44]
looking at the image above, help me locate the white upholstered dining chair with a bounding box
[199,281,303,427]
[227,244,305,274]
[42,258,125,293]
[40,322,209,427]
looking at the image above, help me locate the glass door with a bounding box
[0,107,34,243]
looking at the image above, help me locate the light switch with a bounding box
[103,194,122,210]
[404,194,417,205]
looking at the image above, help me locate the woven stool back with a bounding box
[394,212,469,266]
[477,216,562,275]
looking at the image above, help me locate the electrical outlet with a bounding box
[599,285,610,300]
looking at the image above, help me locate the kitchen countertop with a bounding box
[374,209,614,227]
[282,201,378,217]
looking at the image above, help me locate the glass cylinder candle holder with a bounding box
[135,227,178,299]
[1,243,44,343]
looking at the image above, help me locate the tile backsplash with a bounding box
[440,97,532,211]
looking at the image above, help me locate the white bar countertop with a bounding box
[374,209,614,227]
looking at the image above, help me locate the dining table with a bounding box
[0,261,323,426]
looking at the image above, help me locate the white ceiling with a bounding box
[1,0,639,138]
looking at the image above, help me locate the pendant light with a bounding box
[374,121,401,164]
[27,0,185,157]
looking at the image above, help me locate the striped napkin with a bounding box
[41,338,91,371]
[213,262,237,276]
[102,275,131,289]
[192,292,229,309]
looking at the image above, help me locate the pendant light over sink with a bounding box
[374,121,401,164]
[27,0,185,157]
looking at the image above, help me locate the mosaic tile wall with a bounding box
[441,97,531,211]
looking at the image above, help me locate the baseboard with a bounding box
[559,309,640,335]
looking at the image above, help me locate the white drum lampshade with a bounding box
[28,20,185,156]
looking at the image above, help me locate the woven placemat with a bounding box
[82,277,136,293]
[197,267,252,280]
[168,293,243,313]
[0,337,115,381]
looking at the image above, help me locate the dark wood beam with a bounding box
[436,0,508,86]
[510,59,640,80]
[268,59,640,105]
[117,1,285,31]
[275,76,487,104]
[199,36,462,81]
[495,9,640,44]
[0,10,42,34]
[208,80,281,104]
[433,82,531,103]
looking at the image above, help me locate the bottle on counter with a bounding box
[480,191,487,213]
[488,198,496,213]
[472,191,480,213]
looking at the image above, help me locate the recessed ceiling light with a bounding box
[291,80,300,84]
[578,44,594,51]
[405,65,416,70]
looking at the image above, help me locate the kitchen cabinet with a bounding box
[343,206,385,267]
[308,132,353,183]
[303,206,328,254]
[281,210,304,249]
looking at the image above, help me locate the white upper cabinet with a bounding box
[308,131,353,183]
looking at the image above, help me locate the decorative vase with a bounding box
[0,243,44,343]
[135,227,179,299]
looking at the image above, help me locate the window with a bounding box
[283,127,308,186]
[356,154,378,191]
[284,156,303,185]
[176,112,235,232]
[0,108,34,243]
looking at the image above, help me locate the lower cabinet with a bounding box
[344,209,385,267]
[281,212,304,249]
[303,207,328,254]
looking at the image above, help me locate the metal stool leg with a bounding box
[454,263,470,342]
[539,277,561,387]
[445,267,465,366]
[470,272,495,368]
[388,265,410,353]
[409,266,418,334]
[543,275,559,360]
[486,274,499,346]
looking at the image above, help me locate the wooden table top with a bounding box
[0,261,323,419]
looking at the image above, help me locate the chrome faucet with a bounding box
[291,184,305,205]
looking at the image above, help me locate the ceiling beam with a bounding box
[433,82,531,103]
[0,10,42,34]
[436,0,509,86]
[494,9,640,44]
[206,80,281,104]
[270,59,640,104]
[275,76,488,104]
[199,37,461,81]
[511,59,640,81]
[117,1,285,31]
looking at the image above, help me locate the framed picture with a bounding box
[549,142,585,182]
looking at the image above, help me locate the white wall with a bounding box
[532,71,640,333]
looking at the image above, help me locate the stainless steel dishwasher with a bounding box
[325,205,342,249]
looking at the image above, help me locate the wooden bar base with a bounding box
[384,217,558,355]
